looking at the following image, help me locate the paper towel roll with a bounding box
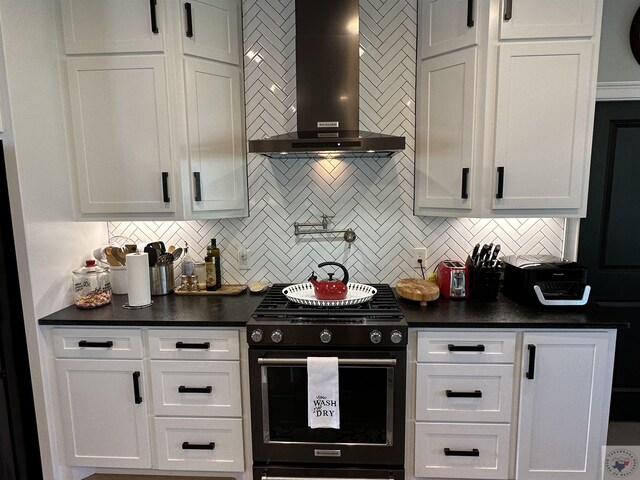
[126,253,151,306]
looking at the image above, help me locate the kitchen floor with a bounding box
[608,422,640,445]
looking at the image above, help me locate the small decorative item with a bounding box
[630,6,640,65]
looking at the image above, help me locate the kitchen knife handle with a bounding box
[504,0,513,21]
[78,340,113,349]
[467,0,475,27]
[461,167,470,199]
[149,0,159,34]
[448,344,485,352]
[185,2,194,38]
[162,172,170,203]
[495,167,505,199]
[446,389,482,398]
[526,344,536,379]
[178,385,212,394]
[182,442,215,450]
[444,448,480,457]
[194,171,202,201]
[132,371,143,404]
[175,341,210,350]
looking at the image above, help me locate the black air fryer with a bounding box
[502,255,590,306]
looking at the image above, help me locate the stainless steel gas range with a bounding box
[247,284,407,480]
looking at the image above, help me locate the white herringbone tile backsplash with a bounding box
[108,0,564,285]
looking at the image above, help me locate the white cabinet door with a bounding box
[492,41,593,210]
[67,56,175,214]
[180,0,240,65]
[61,0,165,54]
[516,331,614,480]
[55,359,151,468]
[416,48,476,212]
[500,0,597,40]
[184,59,247,216]
[419,0,478,59]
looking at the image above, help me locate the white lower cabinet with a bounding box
[51,327,244,474]
[412,329,616,480]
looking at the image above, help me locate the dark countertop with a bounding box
[39,289,634,329]
[39,291,265,327]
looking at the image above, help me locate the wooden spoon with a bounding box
[103,247,122,267]
[111,247,126,266]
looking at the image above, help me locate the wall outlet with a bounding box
[238,246,251,270]
[412,247,427,268]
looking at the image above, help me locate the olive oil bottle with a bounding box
[205,238,221,291]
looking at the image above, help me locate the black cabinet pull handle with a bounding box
[78,340,113,348]
[504,0,513,21]
[194,171,202,201]
[175,341,210,350]
[185,3,194,37]
[162,172,170,202]
[467,0,475,27]
[448,344,485,352]
[444,448,480,457]
[132,371,142,404]
[495,166,505,199]
[178,385,213,394]
[149,0,159,34]
[461,167,470,199]
[526,344,536,379]
[446,389,482,398]
[182,441,215,450]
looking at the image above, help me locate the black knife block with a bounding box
[466,257,501,301]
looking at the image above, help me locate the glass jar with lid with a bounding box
[72,260,112,309]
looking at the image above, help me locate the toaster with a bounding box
[436,260,468,299]
[502,255,591,306]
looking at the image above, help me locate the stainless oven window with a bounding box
[260,362,394,446]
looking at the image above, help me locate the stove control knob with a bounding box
[250,329,263,343]
[390,330,403,344]
[320,329,332,344]
[271,329,283,343]
[370,330,382,344]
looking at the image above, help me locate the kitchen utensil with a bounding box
[156,252,174,265]
[168,245,176,254]
[471,243,480,262]
[174,284,247,296]
[111,247,127,266]
[149,241,166,254]
[124,244,137,254]
[103,247,122,267]
[283,282,376,306]
[396,278,439,307]
[172,247,183,261]
[143,245,159,266]
[308,261,350,300]
[488,244,501,268]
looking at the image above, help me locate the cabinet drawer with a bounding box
[150,360,241,417]
[417,331,516,363]
[415,422,510,479]
[148,329,239,360]
[155,417,244,472]
[416,364,513,422]
[52,328,143,359]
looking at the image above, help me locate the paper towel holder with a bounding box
[123,300,153,310]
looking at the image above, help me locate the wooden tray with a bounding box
[174,284,247,296]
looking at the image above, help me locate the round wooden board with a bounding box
[396,278,440,307]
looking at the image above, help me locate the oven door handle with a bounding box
[263,476,394,480]
[257,358,397,366]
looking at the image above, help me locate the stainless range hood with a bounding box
[248,0,406,158]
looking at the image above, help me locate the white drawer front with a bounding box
[417,331,516,363]
[148,329,239,360]
[415,422,510,479]
[150,360,241,417]
[416,364,514,423]
[155,417,244,472]
[52,328,143,359]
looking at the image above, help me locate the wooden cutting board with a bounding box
[396,278,439,307]
[174,284,247,296]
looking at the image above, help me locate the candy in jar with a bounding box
[72,260,112,309]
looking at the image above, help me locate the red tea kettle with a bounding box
[308,262,350,300]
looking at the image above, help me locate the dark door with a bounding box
[578,101,640,420]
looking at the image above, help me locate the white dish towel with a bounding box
[307,356,340,429]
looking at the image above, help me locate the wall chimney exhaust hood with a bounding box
[248,0,406,158]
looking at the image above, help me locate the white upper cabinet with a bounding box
[180,0,240,65]
[61,0,165,54]
[420,0,478,59]
[415,0,603,218]
[67,56,175,214]
[500,0,597,40]
[185,59,247,216]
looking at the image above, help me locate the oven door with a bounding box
[249,349,406,466]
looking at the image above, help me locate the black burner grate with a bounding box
[254,283,403,318]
